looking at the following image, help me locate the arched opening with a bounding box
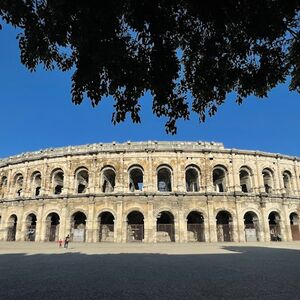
[46,213,60,242]
[0,176,7,188]
[185,167,200,192]
[156,211,175,242]
[98,212,115,242]
[213,167,226,192]
[157,166,172,192]
[32,172,42,196]
[290,212,300,241]
[187,211,205,242]
[216,211,233,242]
[75,169,89,194]
[263,169,273,194]
[240,168,251,193]
[102,168,115,193]
[283,171,292,194]
[127,211,144,242]
[269,211,281,241]
[52,170,64,195]
[71,212,87,242]
[7,214,17,241]
[129,167,143,192]
[244,212,259,241]
[14,173,23,197]
[25,213,37,241]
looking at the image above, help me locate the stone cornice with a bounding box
[1,191,299,203]
[0,141,299,168]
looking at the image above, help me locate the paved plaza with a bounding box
[0,242,299,299]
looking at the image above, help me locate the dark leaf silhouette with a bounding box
[1,1,299,133]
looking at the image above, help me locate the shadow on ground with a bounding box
[0,246,299,300]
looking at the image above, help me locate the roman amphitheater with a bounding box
[0,141,299,244]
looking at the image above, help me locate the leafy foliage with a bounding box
[1,1,299,133]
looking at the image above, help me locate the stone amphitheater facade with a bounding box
[0,141,300,244]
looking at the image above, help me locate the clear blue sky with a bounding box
[0,24,299,159]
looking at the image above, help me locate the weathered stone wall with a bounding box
[0,141,299,243]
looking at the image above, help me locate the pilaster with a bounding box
[206,196,217,242]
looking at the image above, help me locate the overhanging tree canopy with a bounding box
[1,1,299,133]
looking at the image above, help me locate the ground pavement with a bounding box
[0,242,299,299]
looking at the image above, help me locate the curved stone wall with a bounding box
[0,141,299,243]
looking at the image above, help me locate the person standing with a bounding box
[64,234,70,248]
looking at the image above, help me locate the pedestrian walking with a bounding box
[58,239,63,247]
[64,234,70,248]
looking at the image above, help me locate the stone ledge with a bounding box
[1,141,299,167]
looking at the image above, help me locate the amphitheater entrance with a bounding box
[7,214,17,241]
[99,212,115,242]
[187,211,205,242]
[290,213,300,241]
[25,213,37,241]
[46,213,60,242]
[269,212,281,241]
[71,212,87,242]
[216,211,233,242]
[157,211,175,242]
[127,211,144,242]
[244,212,259,242]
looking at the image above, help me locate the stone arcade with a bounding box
[0,141,299,243]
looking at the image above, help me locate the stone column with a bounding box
[207,196,217,242]
[177,196,186,243]
[146,152,154,192]
[41,161,49,196]
[20,218,27,242]
[113,153,125,193]
[94,156,101,194]
[260,198,270,242]
[35,203,44,241]
[231,154,241,192]
[174,213,180,243]
[63,205,71,240]
[86,199,95,242]
[228,154,237,193]
[115,199,123,243]
[88,156,97,194]
[255,155,265,193]
[40,220,48,242]
[293,161,300,195]
[58,204,70,240]
[205,154,214,193]
[63,158,72,195]
[183,217,189,243]
[251,170,259,194]
[177,212,186,243]
[122,219,127,243]
[279,217,287,242]
[235,195,245,242]
[203,216,209,243]
[93,215,99,243]
[146,199,154,242]
[0,208,5,240]
[176,152,185,192]
[6,169,13,199]
[1,206,9,241]
[16,205,24,241]
[282,202,292,241]
[23,164,30,198]
[276,158,284,195]
[153,208,158,243]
